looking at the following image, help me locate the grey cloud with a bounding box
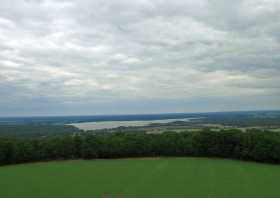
[0,0,280,115]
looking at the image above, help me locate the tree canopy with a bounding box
[1,129,280,166]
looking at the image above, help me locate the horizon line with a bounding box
[0,109,279,118]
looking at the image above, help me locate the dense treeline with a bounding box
[1,129,280,165]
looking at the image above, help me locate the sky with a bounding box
[0,0,280,116]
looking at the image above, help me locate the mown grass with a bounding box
[0,158,280,198]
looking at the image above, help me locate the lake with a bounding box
[70,118,192,131]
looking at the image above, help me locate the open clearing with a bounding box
[0,158,280,198]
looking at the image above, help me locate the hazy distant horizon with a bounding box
[1,109,279,118]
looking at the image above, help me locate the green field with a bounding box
[1,158,280,198]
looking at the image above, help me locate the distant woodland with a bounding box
[0,125,81,138]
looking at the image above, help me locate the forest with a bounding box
[1,129,280,166]
[0,125,82,138]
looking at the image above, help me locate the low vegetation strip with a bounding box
[1,129,280,166]
[0,158,280,198]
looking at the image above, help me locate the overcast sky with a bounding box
[0,0,280,116]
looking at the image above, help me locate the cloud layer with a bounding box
[0,0,280,116]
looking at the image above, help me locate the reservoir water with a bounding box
[70,118,192,131]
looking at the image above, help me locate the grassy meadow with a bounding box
[0,158,280,198]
